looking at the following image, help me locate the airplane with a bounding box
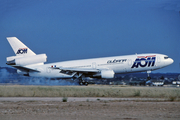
[6,37,174,86]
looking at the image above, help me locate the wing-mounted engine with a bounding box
[6,54,47,66]
[92,69,115,79]
[100,69,115,78]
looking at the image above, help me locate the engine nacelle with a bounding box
[101,70,115,79]
[7,54,47,66]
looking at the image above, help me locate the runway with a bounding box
[0,97,179,120]
[0,97,167,102]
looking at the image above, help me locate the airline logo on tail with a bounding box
[16,48,28,54]
[131,55,156,68]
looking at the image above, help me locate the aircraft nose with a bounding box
[168,58,174,65]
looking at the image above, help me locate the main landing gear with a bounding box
[79,79,89,86]
[73,73,89,86]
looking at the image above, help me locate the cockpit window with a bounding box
[164,56,169,59]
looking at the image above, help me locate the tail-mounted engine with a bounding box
[6,54,47,66]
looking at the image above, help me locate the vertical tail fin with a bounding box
[7,37,36,56]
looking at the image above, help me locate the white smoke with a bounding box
[0,69,9,78]
[0,67,78,85]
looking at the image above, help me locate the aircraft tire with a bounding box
[79,82,83,86]
[85,82,88,86]
[147,77,151,80]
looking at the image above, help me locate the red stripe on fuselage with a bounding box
[137,55,156,58]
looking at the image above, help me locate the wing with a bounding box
[53,67,113,79]
[12,65,40,72]
[52,67,100,73]
[51,67,103,78]
[61,67,100,73]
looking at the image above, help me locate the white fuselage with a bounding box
[26,53,173,78]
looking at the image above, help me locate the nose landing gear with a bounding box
[147,70,151,80]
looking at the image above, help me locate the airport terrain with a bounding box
[0,85,180,120]
[0,98,180,120]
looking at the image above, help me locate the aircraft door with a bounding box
[92,62,96,69]
[128,59,132,66]
[46,67,51,73]
[126,59,132,72]
[157,56,161,63]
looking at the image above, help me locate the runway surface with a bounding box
[0,97,167,102]
[0,97,179,120]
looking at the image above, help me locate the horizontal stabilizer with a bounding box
[12,65,40,72]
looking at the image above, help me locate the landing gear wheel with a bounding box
[79,82,83,86]
[84,82,88,86]
[147,77,151,80]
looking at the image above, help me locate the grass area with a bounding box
[0,85,180,100]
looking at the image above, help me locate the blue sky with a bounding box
[0,0,180,73]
